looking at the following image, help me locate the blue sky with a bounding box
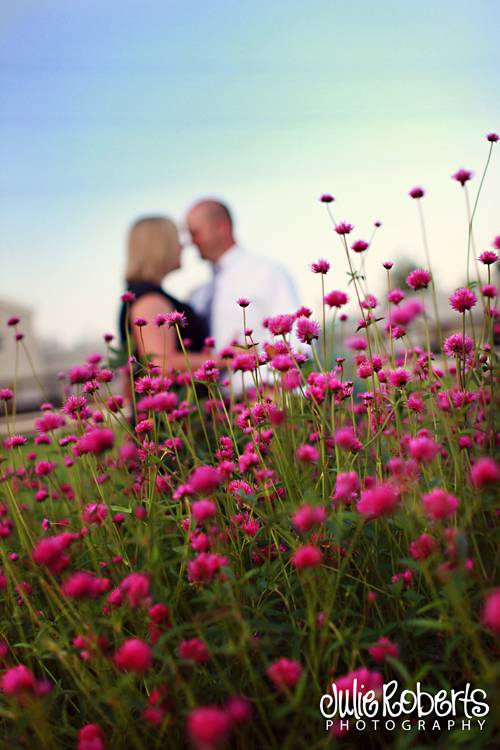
[1,0,499,346]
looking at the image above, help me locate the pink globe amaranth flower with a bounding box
[296,316,320,343]
[179,638,210,664]
[119,572,151,608]
[267,313,295,335]
[482,589,500,634]
[0,665,51,698]
[7,316,20,326]
[74,427,114,456]
[452,168,473,185]
[486,132,499,143]
[310,258,330,273]
[121,291,135,302]
[32,531,78,575]
[335,222,354,235]
[324,290,348,308]
[166,310,187,328]
[382,260,393,269]
[225,696,252,724]
[470,457,500,488]
[319,193,334,203]
[450,287,477,313]
[62,571,109,599]
[114,638,152,673]
[267,658,302,690]
[334,667,383,696]
[332,471,360,504]
[78,724,105,750]
[422,488,459,520]
[387,288,405,305]
[407,393,425,413]
[361,294,378,310]
[334,426,362,452]
[292,505,327,533]
[295,444,320,463]
[34,412,66,432]
[187,552,229,584]
[481,284,497,298]
[479,250,498,265]
[351,239,369,253]
[187,706,231,750]
[236,297,250,307]
[406,268,432,290]
[0,387,14,401]
[82,503,108,526]
[292,544,323,569]
[389,368,411,388]
[368,637,400,663]
[408,436,440,463]
[443,334,474,358]
[410,533,439,560]
[409,186,425,199]
[188,466,222,495]
[192,500,217,524]
[357,483,400,520]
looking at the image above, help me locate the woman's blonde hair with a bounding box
[125,216,179,283]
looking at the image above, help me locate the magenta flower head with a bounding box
[382,261,393,270]
[188,465,222,495]
[356,482,400,519]
[187,706,231,750]
[114,638,152,673]
[452,168,473,186]
[351,240,369,253]
[296,317,320,344]
[406,268,432,290]
[493,236,500,250]
[7,316,20,327]
[409,186,425,199]
[443,333,474,358]
[236,297,250,307]
[422,488,459,520]
[166,311,187,328]
[335,222,354,235]
[78,725,105,750]
[482,589,500,634]
[486,132,499,143]
[374,220,382,228]
[324,290,348,308]
[103,332,114,343]
[292,544,323,569]
[319,193,334,203]
[121,291,135,303]
[449,287,477,313]
[479,250,498,265]
[266,658,302,690]
[310,259,330,274]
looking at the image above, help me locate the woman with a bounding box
[119,216,211,372]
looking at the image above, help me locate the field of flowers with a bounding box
[1,135,499,749]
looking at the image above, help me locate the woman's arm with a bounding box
[129,294,217,372]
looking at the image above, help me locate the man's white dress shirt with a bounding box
[189,245,300,351]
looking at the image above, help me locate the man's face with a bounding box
[186,207,219,261]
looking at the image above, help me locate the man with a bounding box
[186,199,300,352]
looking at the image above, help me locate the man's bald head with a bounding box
[186,199,235,262]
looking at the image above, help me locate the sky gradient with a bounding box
[1,0,499,347]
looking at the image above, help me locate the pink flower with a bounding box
[225,696,252,724]
[188,466,222,495]
[75,428,114,456]
[388,368,411,388]
[368,637,400,663]
[267,314,295,335]
[32,532,78,575]
[267,658,302,690]
[119,573,151,608]
[62,572,109,599]
[292,505,327,533]
[292,544,323,569]
[387,288,405,305]
[0,388,14,401]
[319,193,335,203]
[351,240,369,253]
[357,483,400,519]
[324,290,348,308]
[335,222,354,235]
[482,589,500,634]
[449,287,477,313]
[7,316,20,326]
[179,638,209,664]
[82,503,108,526]
[78,724,105,750]
[486,132,499,143]
[0,665,51,699]
[121,291,136,302]
[187,706,231,750]
[334,426,362,452]
[114,638,152,673]
[452,168,473,185]
[296,317,320,343]
[408,436,440,463]
[443,334,474,358]
[410,533,438,560]
[406,268,432,290]
[295,444,320,463]
[479,250,498,265]
[422,488,459,520]
[192,500,217,524]
[236,297,250,307]
[409,186,425,199]
[470,457,500,488]
[310,259,330,273]
[34,412,66,432]
[334,667,383,696]
[187,553,228,584]
[332,471,360,504]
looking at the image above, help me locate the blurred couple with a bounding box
[119,200,299,377]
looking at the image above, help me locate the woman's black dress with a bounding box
[119,281,209,354]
